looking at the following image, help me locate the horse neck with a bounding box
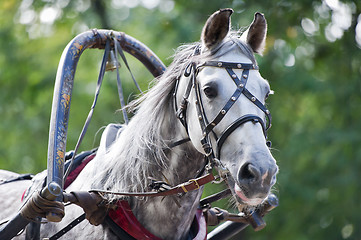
[130,134,205,240]
[69,71,207,238]
[114,93,205,238]
[121,94,205,193]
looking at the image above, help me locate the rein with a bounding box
[90,173,215,197]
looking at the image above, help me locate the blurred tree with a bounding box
[0,0,360,239]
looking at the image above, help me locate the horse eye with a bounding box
[265,90,274,100]
[265,92,270,100]
[203,86,217,98]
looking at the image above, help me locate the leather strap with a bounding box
[203,68,249,135]
[0,174,33,185]
[20,191,65,221]
[200,61,258,70]
[104,216,136,240]
[90,173,215,197]
[200,189,232,207]
[114,37,143,94]
[242,88,271,129]
[63,38,112,181]
[216,115,266,159]
[114,40,129,124]
[167,138,191,148]
[48,214,86,240]
[175,59,272,166]
[69,191,107,226]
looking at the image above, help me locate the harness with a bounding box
[174,46,272,175]
[0,29,278,240]
[5,42,273,240]
[49,47,274,239]
[89,46,273,198]
[47,150,207,240]
[43,50,273,236]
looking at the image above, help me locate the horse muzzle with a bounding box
[233,160,278,206]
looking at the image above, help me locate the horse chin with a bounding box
[233,185,265,206]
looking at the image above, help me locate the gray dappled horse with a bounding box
[0,9,278,240]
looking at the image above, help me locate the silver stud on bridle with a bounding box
[174,49,272,174]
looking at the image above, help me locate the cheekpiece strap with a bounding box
[200,61,258,70]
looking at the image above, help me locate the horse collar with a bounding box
[107,201,207,240]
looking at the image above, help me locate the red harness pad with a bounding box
[46,151,207,240]
[109,201,207,240]
[64,154,95,189]
[109,201,162,240]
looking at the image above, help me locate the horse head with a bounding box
[177,9,278,206]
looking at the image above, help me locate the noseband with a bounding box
[174,48,272,169]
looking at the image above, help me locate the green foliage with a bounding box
[1,0,361,239]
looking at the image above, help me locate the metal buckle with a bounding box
[189,179,200,190]
[180,179,199,193]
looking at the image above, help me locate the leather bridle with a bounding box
[174,47,272,172]
[82,47,273,200]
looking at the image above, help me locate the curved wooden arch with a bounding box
[47,29,166,196]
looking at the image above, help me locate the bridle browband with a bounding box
[174,46,272,171]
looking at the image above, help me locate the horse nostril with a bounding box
[239,163,260,181]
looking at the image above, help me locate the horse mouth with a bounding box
[234,185,265,206]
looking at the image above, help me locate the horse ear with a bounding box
[241,12,267,55]
[201,8,233,50]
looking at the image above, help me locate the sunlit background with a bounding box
[1,0,361,239]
